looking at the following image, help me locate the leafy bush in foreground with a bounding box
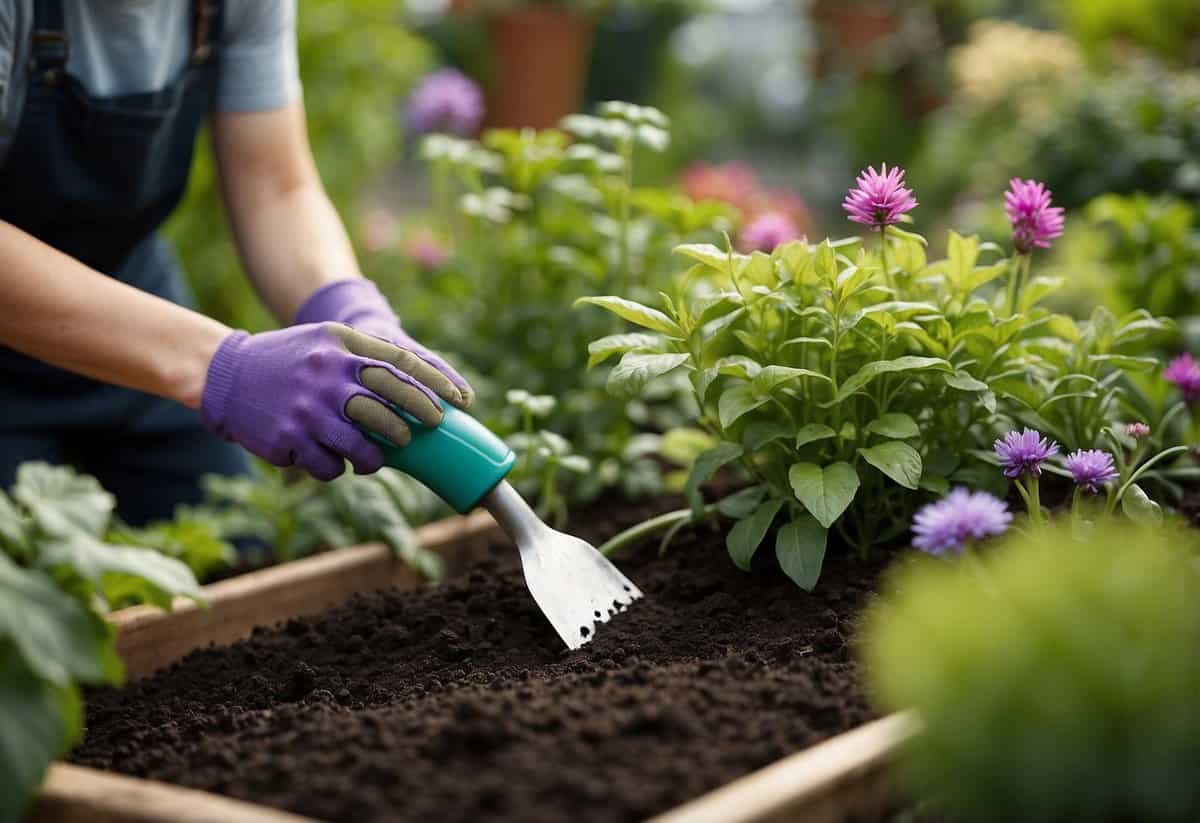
[0,464,204,820]
[865,520,1200,822]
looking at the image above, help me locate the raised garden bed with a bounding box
[34,498,915,823]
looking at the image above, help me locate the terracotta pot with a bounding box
[485,6,596,130]
[809,0,900,76]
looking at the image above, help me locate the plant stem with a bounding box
[880,229,893,292]
[599,503,719,557]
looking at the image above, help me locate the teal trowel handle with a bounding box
[363,405,516,514]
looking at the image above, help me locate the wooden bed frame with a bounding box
[30,511,915,823]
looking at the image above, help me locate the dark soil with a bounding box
[73,493,882,823]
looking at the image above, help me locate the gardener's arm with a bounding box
[211,101,362,323]
[0,222,227,408]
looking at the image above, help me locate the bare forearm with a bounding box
[0,222,229,408]
[214,104,363,324]
[226,178,361,322]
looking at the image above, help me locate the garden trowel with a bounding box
[363,405,642,650]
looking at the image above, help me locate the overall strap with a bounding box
[190,0,221,64]
[30,0,68,82]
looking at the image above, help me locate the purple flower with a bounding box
[1004,178,1064,253]
[843,164,918,230]
[1064,449,1119,493]
[994,428,1060,478]
[1126,422,1150,440]
[1165,353,1200,403]
[406,69,484,137]
[912,488,1012,555]
[738,211,802,252]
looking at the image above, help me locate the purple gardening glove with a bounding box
[201,322,459,481]
[294,279,474,409]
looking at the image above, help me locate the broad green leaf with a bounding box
[575,296,683,336]
[607,352,691,398]
[0,650,83,823]
[0,554,120,686]
[1088,354,1160,372]
[736,251,775,288]
[718,383,770,428]
[1121,483,1163,526]
[716,486,768,519]
[715,355,762,379]
[660,428,717,466]
[865,413,920,439]
[788,462,859,528]
[944,371,989,393]
[586,332,664,368]
[918,474,950,495]
[108,517,234,582]
[694,292,743,326]
[859,442,923,489]
[944,230,980,286]
[775,516,827,591]
[0,491,32,561]
[675,243,732,272]
[726,498,784,571]
[37,535,203,612]
[743,420,795,451]
[836,357,951,402]
[795,423,838,448]
[13,463,114,539]
[963,261,1007,292]
[780,336,833,351]
[752,365,829,395]
[685,443,743,518]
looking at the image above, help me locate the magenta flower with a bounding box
[842,164,918,230]
[1064,449,1118,493]
[738,211,802,252]
[1126,422,1150,440]
[1165,354,1200,403]
[994,428,1060,478]
[406,69,484,137]
[1004,178,1064,253]
[404,230,449,270]
[912,488,1012,556]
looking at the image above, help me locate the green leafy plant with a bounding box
[1047,193,1200,325]
[582,222,1180,588]
[198,464,446,578]
[865,519,1200,822]
[374,102,732,505]
[0,464,204,819]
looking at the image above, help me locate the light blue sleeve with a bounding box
[217,0,301,112]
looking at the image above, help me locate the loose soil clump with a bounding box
[74,497,881,822]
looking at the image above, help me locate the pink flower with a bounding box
[842,163,918,230]
[1126,422,1150,440]
[1004,178,1064,253]
[1165,354,1200,404]
[738,211,802,253]
[404,230,448,270]
[680,163,760,214]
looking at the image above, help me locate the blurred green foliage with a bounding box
[916,49,1200,219]
[866,519,1200,822]
[1048,194,1200,323]
[167,0,433,332]
[375,104,733,504]
[1056,0,1200,64]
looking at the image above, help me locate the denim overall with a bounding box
[0,0,248,525]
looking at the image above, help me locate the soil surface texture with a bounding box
[74,495,882,822]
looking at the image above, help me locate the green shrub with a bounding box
[581,224,1183,587]
[383,103,733,505]
[865,520,1200,822]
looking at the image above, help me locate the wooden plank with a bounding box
[31,764,318,823]
[648,712,920,823]
[112,510,500,680]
